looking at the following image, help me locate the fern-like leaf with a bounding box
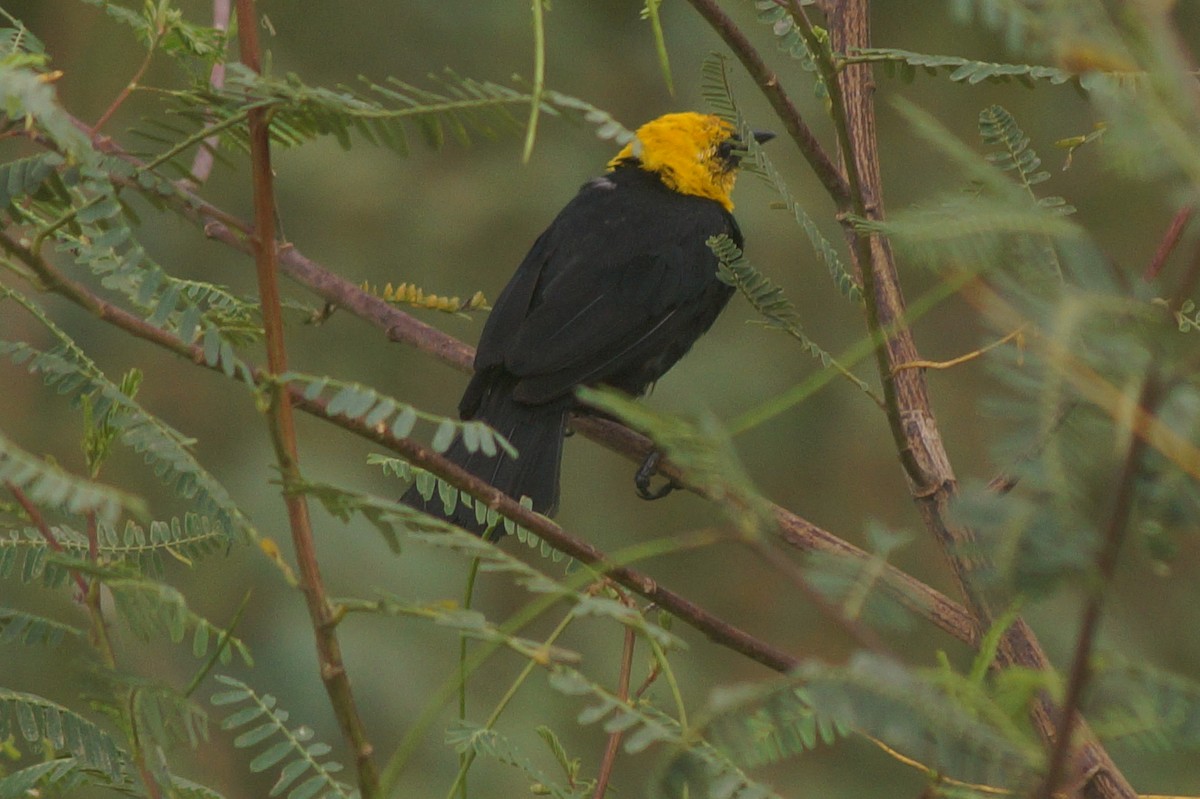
[0,152,64,214]
[149,65,633,173]
[0,63,96,164]
[0,608,82,647]
[211,675,358,799]
[0,757,90,799]
[1085,658,1200,752]
[709,233,875,399]
[362,281,489,314]
[849,48,1075,87]
[979,105,1072,213]
[0,689,127,784]
[697,681,847,770]
[0,429,144,524]
[799,653,1042,788]
[1,288,257,538]
[546,668,782,799]
[446,720,590,799]
[751,0,821,75]
[91,574,252,665]
[0,514,233,589]
[701,53,860,304]
[284,371,516,458]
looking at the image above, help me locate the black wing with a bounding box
[465,166,739,413]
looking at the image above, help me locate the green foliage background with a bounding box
[1,1,1199,797]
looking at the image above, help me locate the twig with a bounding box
[682,0,851,209]
[443,609,578,799]
[741,536,890,654]
[1144,205,1194,284]
[234,0,379,794]
[1035,377,1159,799]
[184,0,232,185]
[522,0,546,163]
[892,327,1025,373]
[593,618,637,799]
[5,480,89,599]
[91,34,159,135]
[81,509,118,668]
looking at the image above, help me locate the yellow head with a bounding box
[607,112,745,211]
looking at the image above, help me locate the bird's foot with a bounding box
[634,451,681,501]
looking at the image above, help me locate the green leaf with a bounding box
[432,418,456,452]
[249,740,294,772]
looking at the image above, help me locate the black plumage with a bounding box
[403,114,765,534]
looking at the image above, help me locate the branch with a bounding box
[592,598,637,799]
[4,480,88,599]
[185,0,232,185]
[234,1,380,794]
[682,0,852,209]
[679,1,1136,797]
[831,3,1134,797]
[1035,380,1158,799]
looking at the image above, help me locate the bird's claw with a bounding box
[635,451,681,501]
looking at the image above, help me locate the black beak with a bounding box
[718,128,776,169]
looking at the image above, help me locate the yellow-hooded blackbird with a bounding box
[403,112,772,533]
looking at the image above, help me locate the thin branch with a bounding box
[186,0,232,185]
[892,326,1026,373]
[5,481,89,599]
[91,31,159,135]
[741,536,890,654]
[593,616,637,799]
[522,0,546,163]
[234,0,380,794]
[1143,205,1193,284]
[682,0,851,208]
[1035,377,1159,799]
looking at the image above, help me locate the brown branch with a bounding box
[1144,205,1194,285]
[681,0,852,209]
[741,536,891,654]
[234,1,379,794]
[91,43,157,136]
[592,603,638,799]
[185,0,232,185]
[1035,378,1158,799]
[677,0,1136,796]
[5,480,88,599]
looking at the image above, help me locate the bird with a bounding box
[402,111,773,535]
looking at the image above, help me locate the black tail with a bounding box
[400,386,568,536]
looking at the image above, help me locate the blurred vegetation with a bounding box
[1,1,1200,798]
